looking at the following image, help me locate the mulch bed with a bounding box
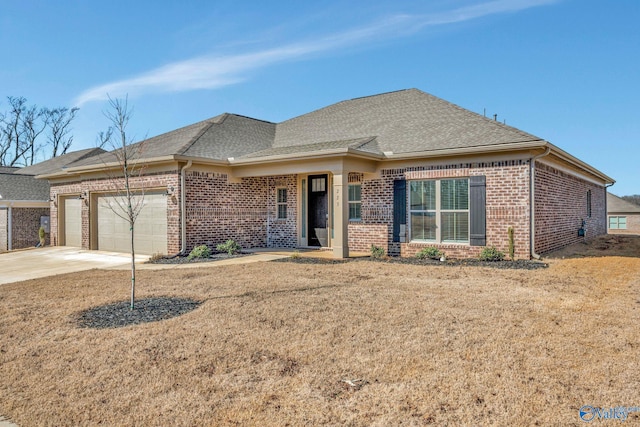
[275,256,548,269]
[74,297,202,329]
[149,252,250,264]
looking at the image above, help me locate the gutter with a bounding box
[530,147,551,259]
[180,160,193,255]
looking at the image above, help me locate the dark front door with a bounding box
[308,174,328,247]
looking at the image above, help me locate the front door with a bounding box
[308,174,328,247]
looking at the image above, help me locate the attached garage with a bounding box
[96,193,168,255]
[64,198,82,247]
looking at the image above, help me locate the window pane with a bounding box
[410,181,435,210]
[349,202,361,221]
[410,212,436,240]
[277,188,287,203]
[619,216,627,229]
[441,212,469,242]
[609,217,617,229]
[441,179,468,210]
[278,204,287,219]
[348,184,361,202]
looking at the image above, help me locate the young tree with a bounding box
[99,96,147,309]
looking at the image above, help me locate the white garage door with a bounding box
[97,194,167,255]
[64,198,82,247]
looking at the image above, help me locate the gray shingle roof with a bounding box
[15,148,107,176]
[51,89,552,174]
[274,89,543,154]
[608,193,640,213]
[0,172,49,201]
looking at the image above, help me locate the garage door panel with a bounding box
[97,194,167,255]
[64,198,82,247]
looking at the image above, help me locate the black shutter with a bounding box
[393,179,407,242]
[469,175,486,246]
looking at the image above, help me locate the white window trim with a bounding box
[609,215,627,230]
[408,178,470,244]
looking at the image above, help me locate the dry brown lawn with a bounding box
[1,236,639,426]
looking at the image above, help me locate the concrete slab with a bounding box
[0,415,17,427]
[0,247,149,286]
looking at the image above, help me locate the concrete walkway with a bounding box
[0,415,17,427]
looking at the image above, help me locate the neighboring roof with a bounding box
[608,193,640,213]
[0,166,20,174]
[274,89,543,155]
[0,171,49,201]
[15,148,107,176]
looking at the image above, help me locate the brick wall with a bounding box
[608,214,640,235]
[355,161,532,259]
[348,223,389,253]
[534,162,607,254]
[0,208,7,251]
[11,208,50,249]
[50,172,181,253]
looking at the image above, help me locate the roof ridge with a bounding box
[175,117,223,155]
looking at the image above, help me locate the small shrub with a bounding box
[416,246,444,260]
[188,245,212,260]
[370,244,385,258]
[216,239,240,256]
[290,250,301,259]
[38,226,46,246]
[479,246,505,262]
[149,252,165,262]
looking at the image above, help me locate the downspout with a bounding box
[530,147,551,259]
[180,160,193,255]
[8,203,12,251]
[605,183,615,233]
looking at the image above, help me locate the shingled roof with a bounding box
[608,193,640,213]
[274,89,543,155]
[15,148,106,176]
[45,89,605,178]
[0,171,49,201]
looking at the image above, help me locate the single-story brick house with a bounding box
[607,193,640,235]
[39,89,613,259]
[0,149,105,252]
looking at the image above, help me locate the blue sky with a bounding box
[1,0,638,195]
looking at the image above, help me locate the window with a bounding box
[312,177,325,192]
[586,190,592,218]
[348,184,361,221]
[277,188,287,219]
[409,178,469,243]
[609,216,627,230]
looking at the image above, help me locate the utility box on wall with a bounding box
[40,216,50,233]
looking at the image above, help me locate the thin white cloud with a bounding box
[73,0,559,106]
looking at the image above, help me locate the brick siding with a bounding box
[358,161,532,259]
[534,162,606,254]
[11,208,50,249]
[608,214,640,235]
[50,172,181,253]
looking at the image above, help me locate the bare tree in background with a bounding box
[0,96,28,166]
[621,195,640,206]
[99,96,147,310]
[0,96,79,166]
[45,107,79,158]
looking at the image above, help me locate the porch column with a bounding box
[332,172,349,258]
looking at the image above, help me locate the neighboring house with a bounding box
[0,149,105,252]
[39,89,613,259]
[607,193,640,235]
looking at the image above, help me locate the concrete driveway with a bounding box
[0,247,150,286]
